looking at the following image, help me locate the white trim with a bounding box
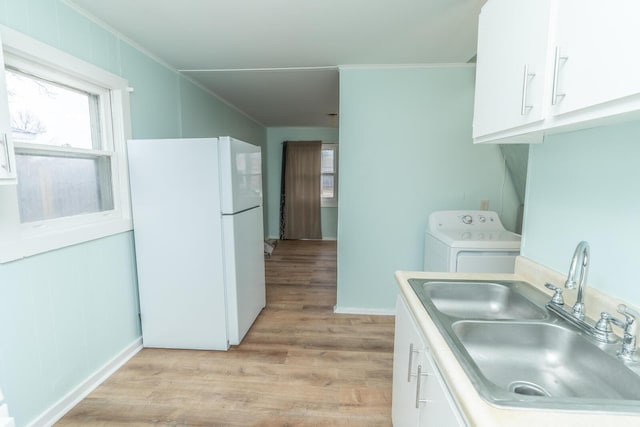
[180,66,337,72]
[0,25,134,263]
[0,387,15,427]
[320,143,338,208]
[338,63,476,71]
[27,337,142,427]
[0,415,14,427]
[13,143,113,157]
[0,26,128,89]
[333,305,396,316]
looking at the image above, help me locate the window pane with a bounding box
[6,68,101,149]
[16,153,113,223]
[321,174,334,198]
[321,149,334,173]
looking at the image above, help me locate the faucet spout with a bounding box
[564,241,590,319]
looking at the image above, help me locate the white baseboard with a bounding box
[333,305,396,316]
[28,337,143,427]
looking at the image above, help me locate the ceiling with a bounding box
[69,0,486,128]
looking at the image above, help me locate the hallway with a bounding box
[58,240,395,426]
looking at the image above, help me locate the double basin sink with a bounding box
[407,279,640,413]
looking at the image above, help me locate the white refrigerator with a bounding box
[127,136,265,350]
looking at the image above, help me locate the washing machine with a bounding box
[423,210,521,273]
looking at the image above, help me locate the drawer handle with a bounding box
[551,46,568,105]
[415,364,431,408]
[407,343,420,382]
[520,64,536,116]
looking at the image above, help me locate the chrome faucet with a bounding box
[564,241,590,320]
[545,241,617,343]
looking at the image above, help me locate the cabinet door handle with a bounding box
[407,343,420,382]
[520,64,536,116]
[415,364,431,408]
[2,133,11,173]
[551,46,568,105]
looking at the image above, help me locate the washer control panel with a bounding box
[459,213,495,226]
[428,210,504,232]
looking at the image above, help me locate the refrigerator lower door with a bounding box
[222,206,266,345]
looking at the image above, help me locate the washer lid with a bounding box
[434,229,521,250]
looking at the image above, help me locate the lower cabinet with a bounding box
[392,295,466,427]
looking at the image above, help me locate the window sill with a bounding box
[0,216,132,263]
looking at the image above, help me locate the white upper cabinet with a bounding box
[0,34,16,184]
[473,0,640,144]
[472,0,552,141]
[551,0,640,116]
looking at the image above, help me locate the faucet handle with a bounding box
[617,304,639,335]
[596,312,622,333]
[596,312,625,343]
[545,283,565,305]
[615,305,639,361]
[610,315,627,330]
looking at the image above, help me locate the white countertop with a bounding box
[395,258,640,427]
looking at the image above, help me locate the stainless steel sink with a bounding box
[407,278,640,413]
[453,321,640,401]
[417,281,547,320]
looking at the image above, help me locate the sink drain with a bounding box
[509,381,550,397]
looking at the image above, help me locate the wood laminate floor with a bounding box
[57,240,396,426]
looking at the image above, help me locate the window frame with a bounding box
[0,25,132,263]
[320,143,338,208]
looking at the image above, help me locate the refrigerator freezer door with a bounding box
[218,136,262,214]
[222,206,266,345]
[128,138,229,350]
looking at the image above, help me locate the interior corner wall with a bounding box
[0,2,266,426]
[265,127,340,240]
[522,121,640,308]
[336,66,520,312]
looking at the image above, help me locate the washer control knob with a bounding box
[461,215,473,225]
[479,215,486,223]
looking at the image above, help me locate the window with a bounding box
[8,68,115,223]
[321,143,338,207]
[0,27,132,263]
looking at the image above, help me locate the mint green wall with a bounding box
[320,207,339,240]
[336,66,520,311]
[522,121,640,307]
[0,234,140,426]
[265,127,339,239]
[0,1,265,426]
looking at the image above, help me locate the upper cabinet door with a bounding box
[472,0,553,139]
[551,0,640,116]
[0,34,17,184]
